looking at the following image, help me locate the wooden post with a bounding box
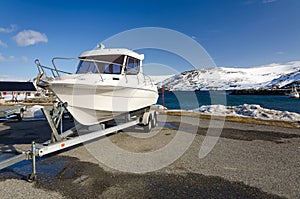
[162,85,165,107]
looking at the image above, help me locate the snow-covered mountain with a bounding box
[149,75,175,84]
[158,61,300,91]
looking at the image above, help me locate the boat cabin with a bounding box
[76,47,144,76]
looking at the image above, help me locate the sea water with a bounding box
[158,91,300,114]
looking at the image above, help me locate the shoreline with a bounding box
[1,103,299,128]
[164,110,300,128]
[229,89,290,95]
[158,89,292,95]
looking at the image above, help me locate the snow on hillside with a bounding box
[149,75,174,84]
[159,61,300,91]
[266,70,300,88]
[194,104,300,122]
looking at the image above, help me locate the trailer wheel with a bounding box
[17,110,24,121]
[27,174,36,183]
[151,112,157,127]
[143,114,152,132]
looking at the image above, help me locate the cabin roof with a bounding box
[0,82,36,92]
[79,48,144,61]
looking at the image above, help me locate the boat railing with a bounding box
[123,71,154,86]
[141,73,155,86]
[52,57,129,82]
[35,59,71,79]
[36,57,155,86]
[52,57,101,81]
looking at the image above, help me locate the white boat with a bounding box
[289,86,299,98]
[36,45,158,125]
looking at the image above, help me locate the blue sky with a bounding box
[0,0,299,79]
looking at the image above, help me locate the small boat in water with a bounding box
[36,45,158,125]
[289,86,299,98]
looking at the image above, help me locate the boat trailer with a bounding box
[0,105,26,121]
[0,103,157,182]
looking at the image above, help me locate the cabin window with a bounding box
[103,64,122,74]
[126,57,139,75]
[76,60,98,74]
[76,55,124,74]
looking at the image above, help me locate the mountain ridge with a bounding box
[157,61,300,91]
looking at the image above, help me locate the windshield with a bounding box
[76,55,124,74]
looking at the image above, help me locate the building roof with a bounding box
[0,82,36,92]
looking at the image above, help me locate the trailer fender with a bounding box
[141,110,156,125]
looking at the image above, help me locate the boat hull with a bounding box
[289,92,299,98]
[49,83,158,125]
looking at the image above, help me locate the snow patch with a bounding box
[194,104,300,122]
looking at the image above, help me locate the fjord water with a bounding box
[158,91,300,114]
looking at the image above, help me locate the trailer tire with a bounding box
[17,110,24,121]
[27,174,36,182]
[151,112,157,127]
[143,114,152,132]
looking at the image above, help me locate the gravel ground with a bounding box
[0,179,64,199]
[0,113,300,198]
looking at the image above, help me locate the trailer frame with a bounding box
[0,103,157,182]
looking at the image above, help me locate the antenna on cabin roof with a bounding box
[97,43,105,49]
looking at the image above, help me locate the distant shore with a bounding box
[159,88,291,95]
[229,89,290,95]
